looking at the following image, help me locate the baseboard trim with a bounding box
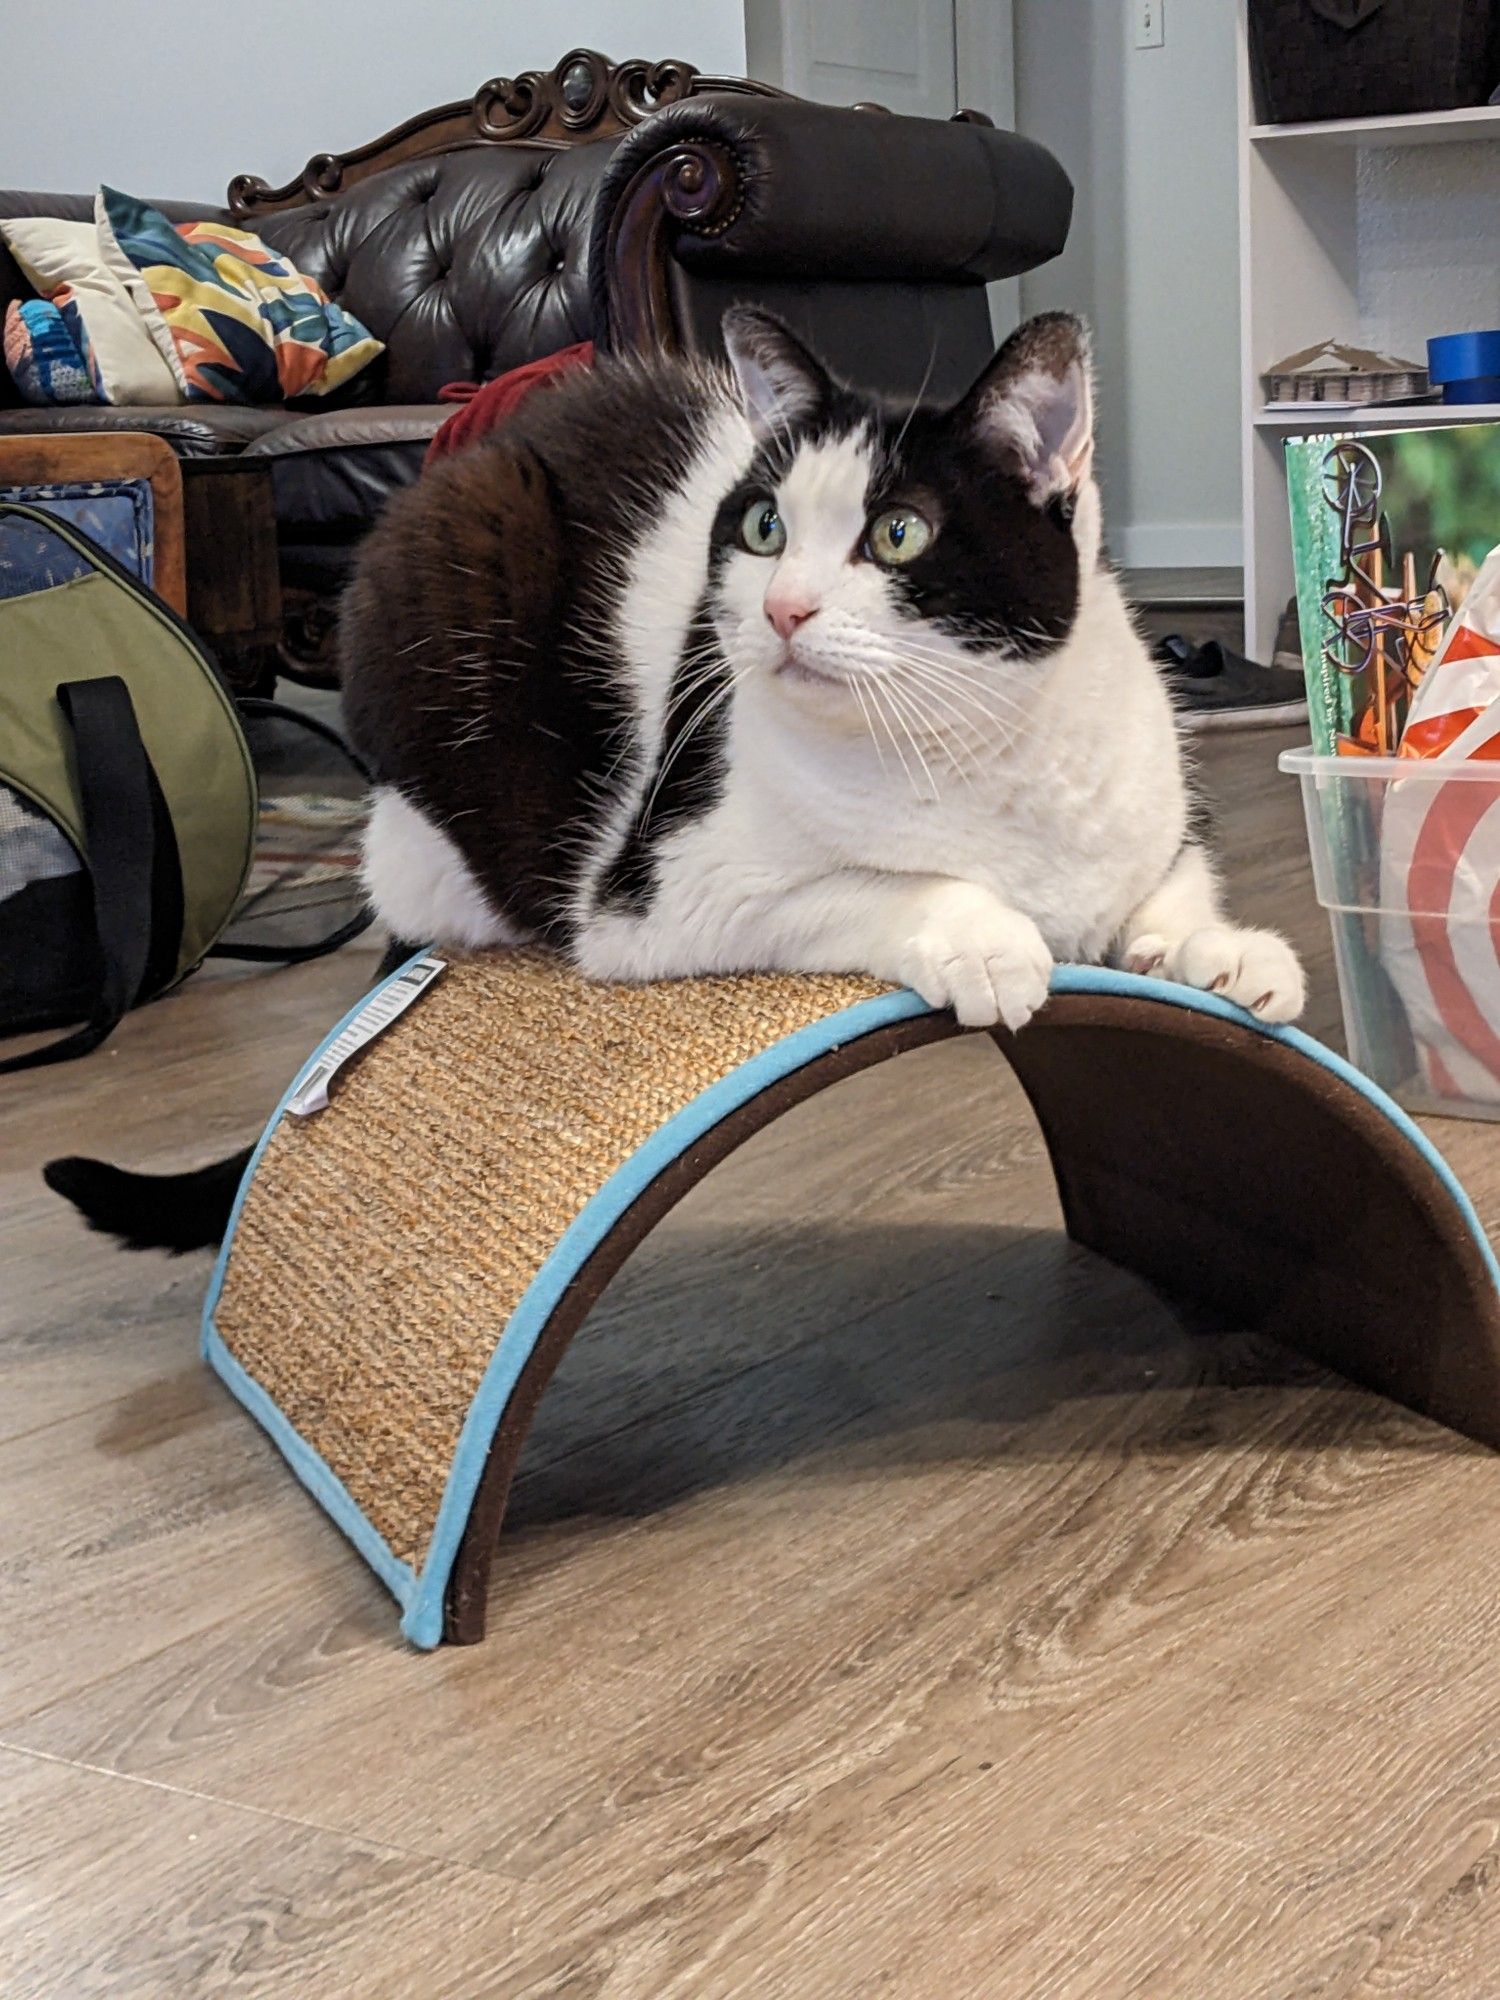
[1113,521,1244,569]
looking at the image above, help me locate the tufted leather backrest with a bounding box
[254,141,613,403]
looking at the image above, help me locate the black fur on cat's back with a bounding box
[340,353,722,941]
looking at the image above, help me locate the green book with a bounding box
[1284,421,1500,755]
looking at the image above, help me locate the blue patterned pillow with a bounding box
[3,297,96,405]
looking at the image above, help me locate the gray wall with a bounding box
[0,1,746,200]
[1015,0,1240,570]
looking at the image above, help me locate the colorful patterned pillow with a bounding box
[2,297,95,405]
[96,186,384,406]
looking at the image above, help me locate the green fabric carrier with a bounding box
[0,500,256,1070]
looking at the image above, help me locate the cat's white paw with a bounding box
[1123,932,1169,976]
[898,886,1053,1030]
[1157,925,1306,1023]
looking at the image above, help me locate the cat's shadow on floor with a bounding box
[503,1216,1464,1541]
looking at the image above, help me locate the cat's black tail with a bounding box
[43,1149,252,1252]
[43,942,418,1252]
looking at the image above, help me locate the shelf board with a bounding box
[1255,402,1500,431]
[1250,103,1500,147]
[1122,564,1244,608]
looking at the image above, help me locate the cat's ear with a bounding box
[957,312,1094,506]
[721,307,830,441]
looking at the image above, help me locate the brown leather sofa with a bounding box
[0,49,1072,678]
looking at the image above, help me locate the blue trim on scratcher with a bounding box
[203,1320,419,1610]
[203,961,1500,1649]
[201,958,433,1619]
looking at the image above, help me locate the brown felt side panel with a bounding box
[444,1015,962,1641]
[1001,998,1500,1452]
[446,995,1500,1641]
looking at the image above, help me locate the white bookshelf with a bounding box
[1236,4,1500,659]
[1254,401,1500,431]
[1249,102,1500,148]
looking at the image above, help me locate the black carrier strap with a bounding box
[0,676,184,1074]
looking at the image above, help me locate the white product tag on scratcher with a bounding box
[286,955,446,1117]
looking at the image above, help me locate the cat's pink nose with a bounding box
[765,590,817,641]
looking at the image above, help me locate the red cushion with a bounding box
[424,342,595,466]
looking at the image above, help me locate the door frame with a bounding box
[956,0,1018,335]
[956,0,1015,128]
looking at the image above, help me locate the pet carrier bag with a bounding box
[0,501,368,1073]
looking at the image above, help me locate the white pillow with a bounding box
[0,216,181,406]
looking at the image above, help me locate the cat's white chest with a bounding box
[790,771,1156,959]
[729,676,1179,962]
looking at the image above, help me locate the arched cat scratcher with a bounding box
[203,951,1500,1649]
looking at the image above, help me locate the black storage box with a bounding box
[1249,0,1500,124]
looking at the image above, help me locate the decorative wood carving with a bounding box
[227,46,998,218]
[599,139,744,359]
[227,49,787,219]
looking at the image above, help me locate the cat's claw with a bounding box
[899,888,1053,1031]
[1130,925,1305,1023]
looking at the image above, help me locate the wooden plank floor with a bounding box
[5,727,1500,1997]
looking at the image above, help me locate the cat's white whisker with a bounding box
[874,666,956,778]
[885,650,1032,726]
[636,672,739,830]
[848,676,890,776]
[884,669,996,773]
[892,688,974,784]
[886,335,941,464]
[877,676,944,802]
[860,676,924,800]
[882,634,1024,682]
[889,655,1021,734]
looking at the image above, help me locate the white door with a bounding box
[777,0,959,119]
[744,2,1017,130]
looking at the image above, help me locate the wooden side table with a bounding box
[180,455,282,695]
[0,432,187,612]
[0,433,283,695]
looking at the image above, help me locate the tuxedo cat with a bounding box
[46,307,1303,1249]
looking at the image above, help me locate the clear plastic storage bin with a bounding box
[1281,746,1500,1120]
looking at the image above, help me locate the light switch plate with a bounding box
[1135,0,1165,48]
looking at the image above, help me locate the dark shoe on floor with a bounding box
[1272,594,1303,674]
[1153,634,1307,731]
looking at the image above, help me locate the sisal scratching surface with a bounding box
[212,952,889,1570]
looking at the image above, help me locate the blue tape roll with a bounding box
[1428,328,1500,387]
[1442,375,1500,406]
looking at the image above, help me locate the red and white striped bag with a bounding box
[1380,545,1500,1105]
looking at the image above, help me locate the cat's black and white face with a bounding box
[709,309,1098,736]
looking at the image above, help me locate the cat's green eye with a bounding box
[866,507,933,567]
[740,498,786,557]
